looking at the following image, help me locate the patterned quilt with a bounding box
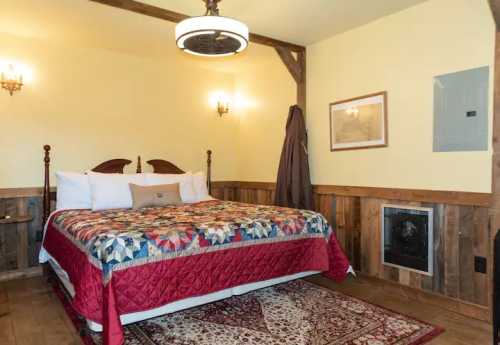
[51,200,332,280]
[43,200,349,345]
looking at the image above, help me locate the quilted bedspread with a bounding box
[42,200,350,345]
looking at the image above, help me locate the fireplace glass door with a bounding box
[382,205,433,276]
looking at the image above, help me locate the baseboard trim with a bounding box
[0,266,43,283]
[357,273,491,322]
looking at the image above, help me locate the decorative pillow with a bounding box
[192,171,211,201]
[88,172,146,211]
[144,172,197,203]
[56,172,92,210]
[129,183,183,210]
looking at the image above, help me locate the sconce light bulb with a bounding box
[0,63,24,96]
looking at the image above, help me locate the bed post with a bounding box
[207,150,212,195]
[136,156,142,173]
[43,145,51,226]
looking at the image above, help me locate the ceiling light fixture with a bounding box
[175,0,249,57]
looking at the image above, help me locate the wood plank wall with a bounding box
[0,183,493,321]
[211,181,492,321]
[0,196,44,281]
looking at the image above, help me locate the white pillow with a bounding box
[192,171,210,201]
[144,172,197,203]
[88,172,146,211]
[56,172,92,210]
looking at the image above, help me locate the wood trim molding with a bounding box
[312,185,492,207]
[3,181,492,206]
[0,187,55,199]
[349,274,490,322]
[211,181,241,189]
[89,0,305,53]
[211,181,493,207]
[0,266,43,283]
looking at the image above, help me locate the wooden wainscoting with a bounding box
[0,189,45,282]
[0,183,493,321]
[211,181,493,321]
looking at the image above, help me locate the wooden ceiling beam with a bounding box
[275,46,306,113]
[89,0,306,53]
[490,0,500,30]
[249,33,305,53]
[90,0,307,113]
[275,46,302,84]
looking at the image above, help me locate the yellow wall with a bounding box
[233,48,296,182]
[307,0,495,193]
[0,0,295,188]
[0,31,240,188]
[2,0,494,192]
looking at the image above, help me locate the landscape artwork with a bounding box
[329,92,387,151]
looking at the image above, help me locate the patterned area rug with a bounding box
[52,279,443,345]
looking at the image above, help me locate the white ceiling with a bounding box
[141,0,430,45]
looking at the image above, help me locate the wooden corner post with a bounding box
[486,0,500,329]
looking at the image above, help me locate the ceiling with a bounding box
[0,0,430,62]
[141,0,430,45]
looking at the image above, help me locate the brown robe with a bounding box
[274,105,313,210]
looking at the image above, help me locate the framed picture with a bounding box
[329,91,388,151]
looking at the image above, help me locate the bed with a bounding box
[38,145,351,345]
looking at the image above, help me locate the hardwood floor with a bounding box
[0,275,492,345]
[0,276,80,345]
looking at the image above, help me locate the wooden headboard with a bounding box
[42,145,213,225]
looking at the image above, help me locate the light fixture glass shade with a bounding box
[176,16,249,57]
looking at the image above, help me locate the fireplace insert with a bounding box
[382,205,433,276]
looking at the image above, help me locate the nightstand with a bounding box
[0,214,34,272]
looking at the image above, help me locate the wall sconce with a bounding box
[209,91,231,117]
[1,63,24,96]
[217,99,230,117]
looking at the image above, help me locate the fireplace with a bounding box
[382,205,433,276]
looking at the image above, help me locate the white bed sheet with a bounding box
[47,254,321,332]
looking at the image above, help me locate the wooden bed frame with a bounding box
[42,144,213,225]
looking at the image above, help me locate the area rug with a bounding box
[51,278,443,345]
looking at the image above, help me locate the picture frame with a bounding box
[329,91,388,151]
